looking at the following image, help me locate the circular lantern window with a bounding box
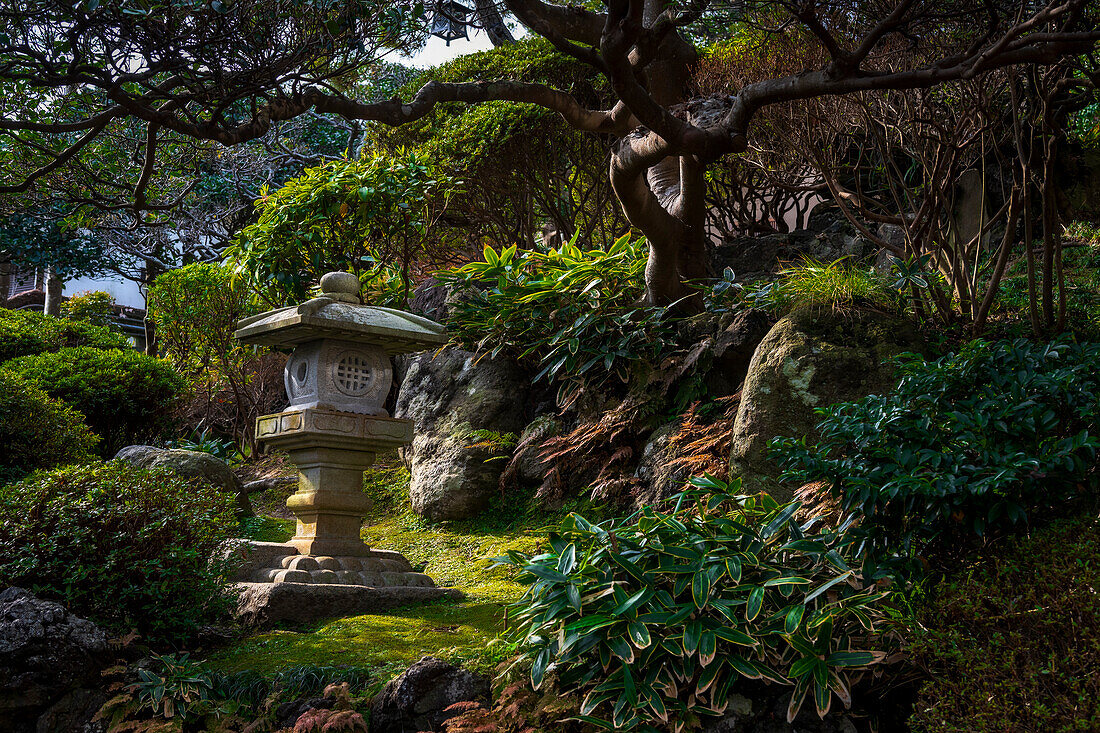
[332,352,376,396]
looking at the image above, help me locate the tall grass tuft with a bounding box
[748,257,893,312]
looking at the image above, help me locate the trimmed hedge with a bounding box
[0,371,97,485]
[0,346,185,455]
[0,308,128,362]
[0,461,237,642]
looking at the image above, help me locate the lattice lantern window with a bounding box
[284,340,392,416]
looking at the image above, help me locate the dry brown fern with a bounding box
[665,394,741,482]
[793,480,844,527]
[533,395,650,505]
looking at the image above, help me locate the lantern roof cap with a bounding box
[234,273,447,355]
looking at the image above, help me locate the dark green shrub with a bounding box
[60,290,115,328]
[0,307,128,362]
[498,477,894,730]
[0,346,185,455]
[0,461,236,642]
[0,371,98,485]
[773,338,1100,574]
[908,512,1100,731]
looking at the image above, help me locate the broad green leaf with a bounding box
[746,586,765,621]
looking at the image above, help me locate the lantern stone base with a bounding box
[235,582,464,627]
[231,540,434,585]
[230,541,461,625]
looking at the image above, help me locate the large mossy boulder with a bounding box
[729,307,923,499]
[114,445,251,516]
[395,348,529,521]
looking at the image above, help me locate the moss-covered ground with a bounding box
[205,457,588,678]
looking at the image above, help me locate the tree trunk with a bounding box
[44,267,63,315]
[0,262,10,307]
[474,0,514,46]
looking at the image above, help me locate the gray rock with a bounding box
[707,309,774,395]
[729,307,923,500]
[395,348,530,520]
[234,582,463,627]
[35,688,106,733]
[274,696,334,730]
[369,657,489,733]
[713,222,877,287]
[0,588,109,731]
[633,419,687,506]
[114,445,251,516]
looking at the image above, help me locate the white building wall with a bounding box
[63,274,145,309]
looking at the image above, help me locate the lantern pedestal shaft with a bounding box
[285,446,376,556]
[254,406,414,559]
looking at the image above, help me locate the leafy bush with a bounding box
[0,461,236,641]
[0,308,128,362]
[773,338,1100,575]
[60,290,115,328]
[0,371,97,485]
[436,234,675,402]
[908,511,1100,732]
[498,477,893,731]
[227,150,456,307]
[148,263,286,450]
[0,346,185,456]
[148,263,257,374]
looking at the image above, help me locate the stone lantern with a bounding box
[229,273,459,618]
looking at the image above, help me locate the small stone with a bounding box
[338,557,363,571]
[280,555,297,569]
[727,694,753,716]
[360,559,386,572]
[358,571,384,586]
[369,657,489,733]
[274,569,313,583]
[381,572,407,587]
[286,556,320,572]
[310,569,339,584]
[315,556,340,570]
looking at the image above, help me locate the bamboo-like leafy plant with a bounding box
[497,476,894,731]
[437,232,674,403]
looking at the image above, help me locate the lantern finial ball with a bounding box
[320,272,361,303]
